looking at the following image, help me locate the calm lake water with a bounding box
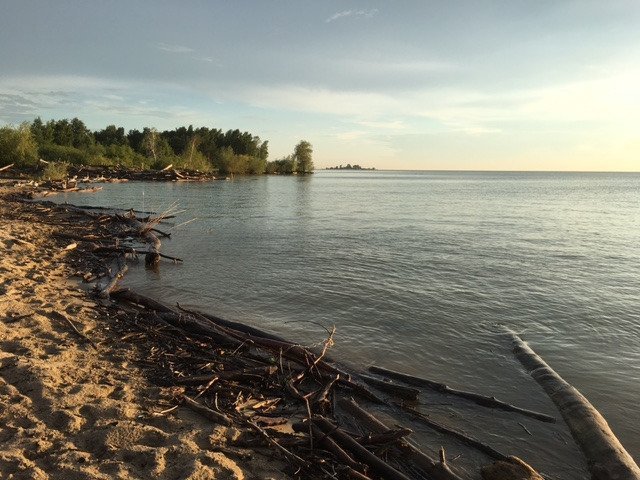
[59,171,639,477]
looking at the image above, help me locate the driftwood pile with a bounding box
[0,163,218,198]
[9,192,638,480]
[68,164,218,183]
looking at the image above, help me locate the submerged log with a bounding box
[398,403,509,461]
[339,398,463,480]
[359,374,420,401]
[369,365,555,423]
[506,329,640,480]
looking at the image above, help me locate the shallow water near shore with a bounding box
[57,170,639,476]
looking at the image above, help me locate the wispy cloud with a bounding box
[156,42,194,54]
[235,62,640,140]
[326,9,378,23]
[155,42,221,66]
[334,130,368,141]
[0,75,200,126]
[354,119,407,131]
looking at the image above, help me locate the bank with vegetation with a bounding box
[0,118,313,176]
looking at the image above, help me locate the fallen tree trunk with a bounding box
[369,365,555,423]
[506,328,640,480]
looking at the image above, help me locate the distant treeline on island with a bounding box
[0,117,313,176]
[326,164,375,171]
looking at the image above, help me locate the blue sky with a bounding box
[1,1,639,170]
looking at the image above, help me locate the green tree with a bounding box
[141,128,174,167]
[70,117,94,149]
[0,123,39,167]
[52,119,73,146]
[265,155,294,174]
[293,140,313,174]
[127,129,145,153]
[214,146,248,175]
[31,117,52,148]
[95,125,128,146]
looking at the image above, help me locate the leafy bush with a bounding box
[174,150,213,172]
[39,143,88,164]
[0,123,38,167]
[103,144,146,168]
[40,162,69,181]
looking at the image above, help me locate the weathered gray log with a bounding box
[506,328,640,480]
[369,365,555,423]
[143,229,161,267]
[339,398,463,480]
[95,255,128,298]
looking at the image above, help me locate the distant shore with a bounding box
[325,164,375,170]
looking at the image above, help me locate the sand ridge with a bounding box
[0,192,287,479]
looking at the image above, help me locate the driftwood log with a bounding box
[506,328,640,480]
[95,255,128,298]
[369,365,555,423]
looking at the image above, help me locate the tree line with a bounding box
[0,118,313,175]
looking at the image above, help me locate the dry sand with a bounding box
[0,190,287,479]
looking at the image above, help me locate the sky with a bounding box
[1,1,639,171]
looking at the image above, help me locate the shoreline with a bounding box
[0,187,289,480]
[2,183,637,480]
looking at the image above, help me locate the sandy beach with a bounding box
[0,187,286,480]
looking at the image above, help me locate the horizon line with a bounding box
[316,168,640,174]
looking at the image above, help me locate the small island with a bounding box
[325,164,375,171]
